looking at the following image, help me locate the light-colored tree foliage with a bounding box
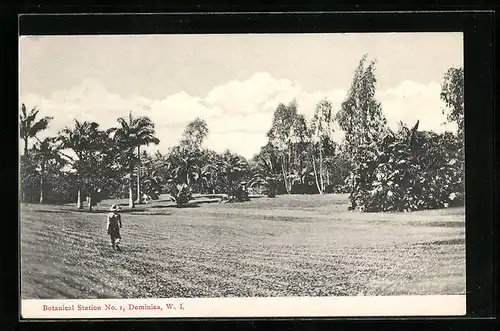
[440,67,464,139]
[310,99,335,194]
[180,117,209,149]
[336,55,387,161]
[267,100,306,194]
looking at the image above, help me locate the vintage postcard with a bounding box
[19,32,466,319]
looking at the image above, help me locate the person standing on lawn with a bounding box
[107,204,122,251]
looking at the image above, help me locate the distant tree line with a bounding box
[20,55,464,212]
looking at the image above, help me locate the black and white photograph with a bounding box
[19,32,466,318]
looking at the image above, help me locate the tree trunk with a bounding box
[39,176,44,204]
[312,154,322,195]
[76,189,83,209]
[319,146,325,194]
[281,159,290,194]
[24,138,28,156]
[135,146,143,204]
[129,173,135,208]
[287,149,292,192]
[299,156,304,184]
[88,195,93,211]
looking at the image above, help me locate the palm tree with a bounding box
[171,150,201,186]
[31,137,65,203]
[113,112,159,208]
[20,104,53,155]
[58,120,101,209]
[214,150,250,201]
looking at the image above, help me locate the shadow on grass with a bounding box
[150,204,177,209]
[407,221,465,228]
[427,238,465,246]
[146,203,200,209]
[71,208,147,214]
[427,221,465,228]
[413,238,465,247]
[31,210,71,214]
[179,203,201,208]
[130,211,173,216]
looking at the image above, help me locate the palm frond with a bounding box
[28,117,53,137]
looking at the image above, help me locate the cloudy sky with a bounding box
[19,33,463,159]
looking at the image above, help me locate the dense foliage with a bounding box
[348,122,464,212]
[20,57,464,213]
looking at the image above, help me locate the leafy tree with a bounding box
[440,66,465,197]
[309,99,335,194]
[20,104,53,155]
[172,118,212,193]
[113,112,160,207]
[290,113,309,186]
[267,100,304,194]
[348,121,464,212]
[58,120,107,209]
[336,55,387,162]
[440,67,464,140]
[180,117,209,149]
[31,137,65,203]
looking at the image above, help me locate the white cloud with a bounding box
[377,80,454,132]
[20,74,454,160]
[205,72,301,114]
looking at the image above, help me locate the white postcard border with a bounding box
[21,295,466,319]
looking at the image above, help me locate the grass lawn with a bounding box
[20,194,465,299]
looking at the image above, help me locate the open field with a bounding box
[20,194,465,299]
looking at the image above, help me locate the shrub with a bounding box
[349,122,464,212]
[169,183,193,207]
[248,173,278,198]
[233,182,250,202]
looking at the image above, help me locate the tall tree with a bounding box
[19,104,53,155]
[113,112,160,207]
[58,120,103,209]
[290,113,309,186]
[440,67,464,139]
[336,55,387,161]
[267,100,303,194]
[310,99,335,194]
[31,137,65,204]
[180,117,209,149]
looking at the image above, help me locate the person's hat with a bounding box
[110,204,121,212]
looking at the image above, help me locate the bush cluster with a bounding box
[168,183,193,207]
[348,124,464,212]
